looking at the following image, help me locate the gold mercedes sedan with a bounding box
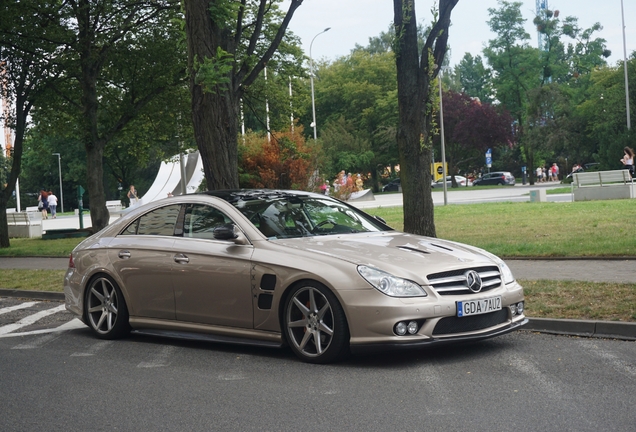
[64,190,527,363]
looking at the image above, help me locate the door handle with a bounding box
[174,253,189,264]
[118,250,131,259]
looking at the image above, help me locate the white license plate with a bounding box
[457,296,502,317]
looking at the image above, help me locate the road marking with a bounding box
[0,301,39,315]
[0,304,66,335]
[71,340,113,357]
[138,345,177,368]
[0,318,86,339]
[11,332,62,349]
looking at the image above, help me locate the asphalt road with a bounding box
[0,323,634,431]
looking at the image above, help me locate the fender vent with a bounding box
[258,293,273,310]
[260,274,276,291]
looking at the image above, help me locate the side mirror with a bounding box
[373,215,387,225]
[213,223,238,241]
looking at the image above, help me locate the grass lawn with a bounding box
[369,199,636,258]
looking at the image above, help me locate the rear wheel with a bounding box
[284,282,349,364]
[84,275,130,339]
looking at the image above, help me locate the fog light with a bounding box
[395,322,407,336]
[407,321,419,334]
[517,301,524,314]
[510,304,517,316]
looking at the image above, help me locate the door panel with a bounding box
[107,237,176,320]
[171,237,254,328]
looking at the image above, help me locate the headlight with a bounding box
[498,260,515,284]
[357,266,427,297]
[464,246,516,285]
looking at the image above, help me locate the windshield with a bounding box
[221,192,391,239]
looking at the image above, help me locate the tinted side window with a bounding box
[183,204,231,239]
[122,204,181,236]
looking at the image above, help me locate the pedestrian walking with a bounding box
[127,185,139,207]
[47,190,58,218]
[38,190,49,219]
[620,146,635,177]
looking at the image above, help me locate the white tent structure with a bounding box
[137,151,204,206]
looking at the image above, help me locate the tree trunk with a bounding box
[191,84,240,189]
[393,0,457,237]
[183,0,303,191]
[79,64,109,232]
[85,139,109,231]
[184,0,240,190]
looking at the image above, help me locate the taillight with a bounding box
[68,254,75,269]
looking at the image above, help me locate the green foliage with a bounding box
[195,47,235,91]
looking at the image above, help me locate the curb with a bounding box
[522,317,636,341]
[1,289,634,342]
[0,288,65,302]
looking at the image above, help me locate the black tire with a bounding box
[84,274,130,340]
[283,282,350,364]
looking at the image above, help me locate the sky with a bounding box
[284,0,635,67]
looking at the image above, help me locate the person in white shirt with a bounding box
[47,191,58,218]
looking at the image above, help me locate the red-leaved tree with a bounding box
[240,126,315,190]
[437,90,514,183]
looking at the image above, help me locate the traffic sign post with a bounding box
[485,149,492,172]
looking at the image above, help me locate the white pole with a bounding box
[621,0,631,130]
[310,28,330,140]
[438,69,448,206]
[289,76,294,134]
[265,66,271,142]
[15,178,20,212]
[52,153,64,213]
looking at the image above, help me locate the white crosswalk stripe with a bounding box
[0,304,67,336]
[0,301,39,315]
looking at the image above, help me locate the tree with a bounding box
[453,53,493,104]
[392,0,458,237]
[436,90,513,182]
[183,0,303,191]
[314,48,399,187]
[0,0,63,247]
[2,0,187,234]
[61,0,185,232]
[239,126,314,190]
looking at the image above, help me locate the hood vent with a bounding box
[397,245,430,255]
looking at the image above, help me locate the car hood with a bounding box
[272,232,499,283]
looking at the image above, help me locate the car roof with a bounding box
[200,189,319,204]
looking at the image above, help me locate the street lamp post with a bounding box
[52,153,64,213]
[620,0,631,130]
[438,67,448,206]
[310,27,330,140]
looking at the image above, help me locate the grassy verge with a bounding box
[0,237,81,257]
[369,199,635,257]
[520,279,636,322]
[0,269,67,292]
[2,270,632,322]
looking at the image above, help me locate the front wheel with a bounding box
[84,275,130,339]
[284,282,349,364]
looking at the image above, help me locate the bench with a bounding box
[6,211,43,238]
[572,169,634,201]
[106,200,123,211]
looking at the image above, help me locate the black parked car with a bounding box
[382,178,401,192]
[473,172,516,186]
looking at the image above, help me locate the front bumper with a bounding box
[350,317,528,354]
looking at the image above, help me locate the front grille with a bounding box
[427,266,501,295]
[433,309,509,335]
